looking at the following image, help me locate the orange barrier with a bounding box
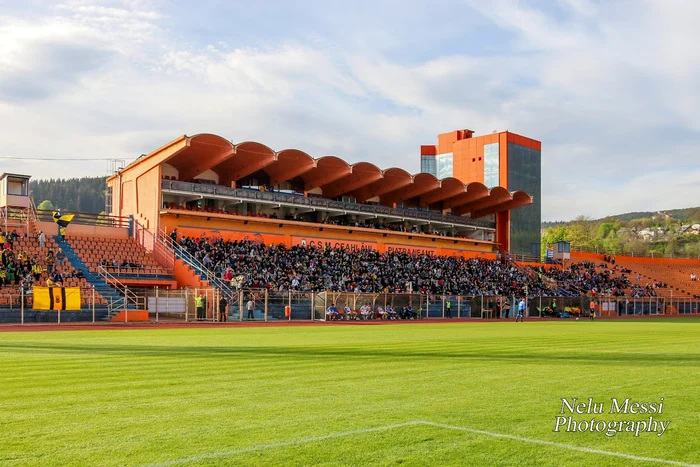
[108,310,149,322]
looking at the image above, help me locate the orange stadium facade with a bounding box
[106,130,538,259]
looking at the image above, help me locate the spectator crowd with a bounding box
[0,229,84,297]
[174,234,654,298]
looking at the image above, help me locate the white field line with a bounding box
[145,420,700,467]
[420,421,700,467]
[145,421,423,467]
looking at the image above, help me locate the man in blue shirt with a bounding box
[405,305,417,320]
[516,298,526,322]
[326,303,339,321]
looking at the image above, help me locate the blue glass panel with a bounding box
[507,143,541,256]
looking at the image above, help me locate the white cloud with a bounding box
[0,0,698,222]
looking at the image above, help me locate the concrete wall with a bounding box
[38,221,129,238]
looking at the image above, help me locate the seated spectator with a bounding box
[404,305,418,319]
[56,250,66,268]
[325,303,339,321]
[360,303,373,320]
[52,270,64,286]
[376,305,386,320]
[343,305,357,320]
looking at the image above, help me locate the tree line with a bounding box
[542,213,700,259]
[31,177,107,214]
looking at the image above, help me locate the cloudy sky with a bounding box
[1,0,699,221]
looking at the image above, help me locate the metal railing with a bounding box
[239,291,681,320]
[28,197,39,229]
[35,209,130,228]
[0,286,100,324]
[158,232,238,302]
[2,287,697,324]
[97,266,147,316]
[1,206,33,236]
[132,220,175,272]
[161,180,496,230]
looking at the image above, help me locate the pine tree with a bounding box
[30,177,107,214]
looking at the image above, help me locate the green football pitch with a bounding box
[1,320,699,466]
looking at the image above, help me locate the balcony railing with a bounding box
[35,209,130,228]
[161,180,496,230]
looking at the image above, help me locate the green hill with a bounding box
[542,209,700,259]
[543,207,700,229]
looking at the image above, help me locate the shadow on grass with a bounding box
[0,342,698,366]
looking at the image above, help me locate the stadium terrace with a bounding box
[3,129,698,324]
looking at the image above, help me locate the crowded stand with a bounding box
[176,234,549,296]
[174,234,650,298]
[0,229,93,306]
[533,262,633,297]
[174,233,692,301]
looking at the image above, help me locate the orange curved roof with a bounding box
[453,187,532,217]
[168,133,235,181]
[382,172,441,206]
[422,177,466,205]
[153,133,532,218]
[469,190,533,218]
[268,149,315,186]
[321,161,383,200]
[301,156,351,190]
[443,182,490,210]
[350,167,413,202]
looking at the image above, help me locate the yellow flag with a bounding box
[33,287,81,310]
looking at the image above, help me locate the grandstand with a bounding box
[0,173,184,321]
[108,132,541,259]
[572,252,700,300]
[0,232,100,307]
[1,130,699,323]
[67,235,171,277]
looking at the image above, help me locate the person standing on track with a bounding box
[219,296,228,322]
[247,297,255,320]
[589,299,596,321]
[195,294,204,320]
[445,298,452,318]
[516,298,526,322]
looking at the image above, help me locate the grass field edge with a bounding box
[143,420,700,467]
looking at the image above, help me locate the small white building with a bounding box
[0,173,32,234]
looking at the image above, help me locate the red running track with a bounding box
[0,314,697,332]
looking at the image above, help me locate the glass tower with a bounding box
[507,142,541,256]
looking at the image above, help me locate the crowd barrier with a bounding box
[2,288,698,324]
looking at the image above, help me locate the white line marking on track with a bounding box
[145,420,700,467]
[144,421,423,467]
[420,421,700,467]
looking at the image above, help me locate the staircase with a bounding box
[159,233,238,303]
[53,235,135,318]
